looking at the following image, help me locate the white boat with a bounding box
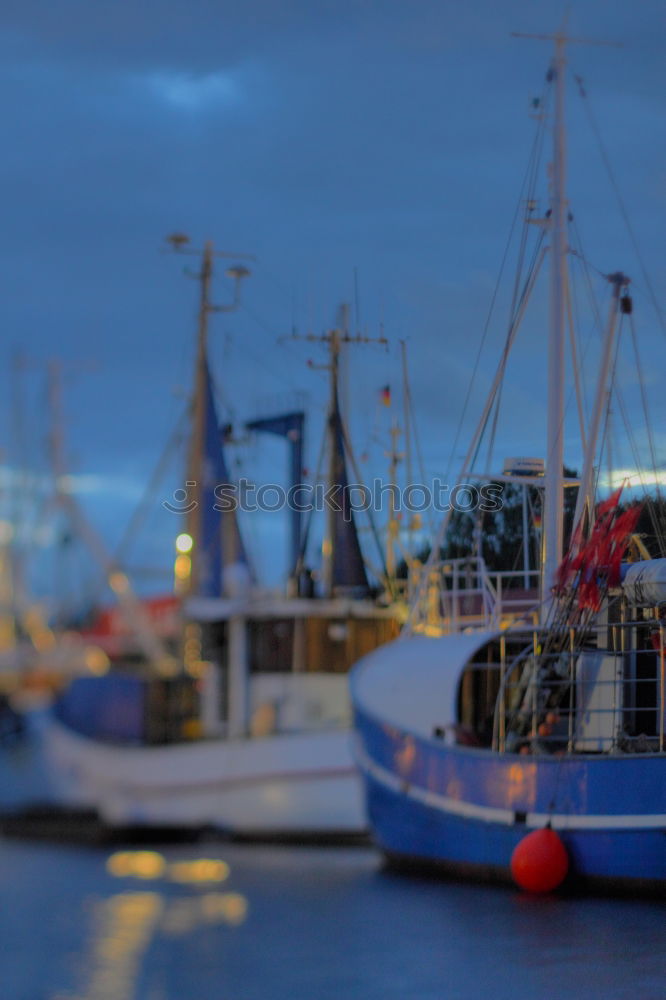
[42,238,401,836]
[46,699,365,835]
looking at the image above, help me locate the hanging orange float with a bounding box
[510,827,569,893]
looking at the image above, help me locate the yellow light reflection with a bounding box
[109,571,130,595]
[106,851,166,880]
[184,659,207,679]
[201,891,248,926]
[84,645,110,675]
[174,553,192,580]
[23,607,56,651]
[504,761,537,808]
[76,892,163,1000]
[160,892,248,936]
[395,735,416,777]
[167,859,230,884]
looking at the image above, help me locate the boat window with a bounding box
[249,619,294,673]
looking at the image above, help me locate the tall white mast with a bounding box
[542,33,568,597]
[512,27,620,596]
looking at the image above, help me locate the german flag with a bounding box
[380,385,391,407]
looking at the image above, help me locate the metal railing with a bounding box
[491,612,666,756]
[408,558,541,635]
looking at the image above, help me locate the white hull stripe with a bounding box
[352,735,666,832]
[103,767,358,800]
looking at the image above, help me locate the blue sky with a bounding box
[1,0,664,599]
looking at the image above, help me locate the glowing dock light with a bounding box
[175,533,194,554]
[106,850,167,880]
[167,859,230,884]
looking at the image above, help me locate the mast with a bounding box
[186,241,214,596]
[291,314,387,598]
[542,33,568,597]
[573,272,630,527]
[511,27,620,596]
[400,340,417,559]
[166,234,252,596]
[322,328,341,597]
[385,421,403,583]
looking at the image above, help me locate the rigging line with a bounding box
[628,311,663,507]
[410,423,434,537]
[402,341,436,539]
[569,218,605,332]
[400,340,413,493]
[476,228,547,473]
[295,414,327,569]
[611,368,665,553]
[565,262,587,453]
[238,302,311,393]
[565,230,589,452]
[567,250,596,377]
[592,314,624,507]
[615,384,666,557]
[470,243,547,476]
[484,85,552,471]
[406,248,549,632]
[567,221,614,462]
[443,95,550,486]
[573,72,666,338]
[340,416,392,589]
[112,405,190,568]
[209,358,237,427]
[568,248,607,283]
[484,224,547,469]
[507,85,551,337]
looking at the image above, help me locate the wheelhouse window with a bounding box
[249,619,294,673]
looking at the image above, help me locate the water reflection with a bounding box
[72,892,164,1000]
[161,892,248,935]
[65,852,248,999]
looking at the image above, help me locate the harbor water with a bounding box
[0,737,664,1000]
[2,838,666,1000]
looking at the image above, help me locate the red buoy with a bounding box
[510,827,569,893]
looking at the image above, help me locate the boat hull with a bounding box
[353,706,666,889]
[43,719,366,836]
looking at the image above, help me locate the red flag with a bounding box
[595,485,624,518]
[606,504,642,586]
[554,486,641,613]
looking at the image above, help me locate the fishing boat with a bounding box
[42,239,401,837]
[350,32,666,891]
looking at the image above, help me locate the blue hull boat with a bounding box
[350,32,666,894]
[351,631,666,891]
